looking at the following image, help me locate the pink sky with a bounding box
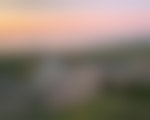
[0,1,150,53]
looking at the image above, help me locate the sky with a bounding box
[0,0,150,53]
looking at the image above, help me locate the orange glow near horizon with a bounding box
[0,7,149,53]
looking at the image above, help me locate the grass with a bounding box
[21,85,150,120]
